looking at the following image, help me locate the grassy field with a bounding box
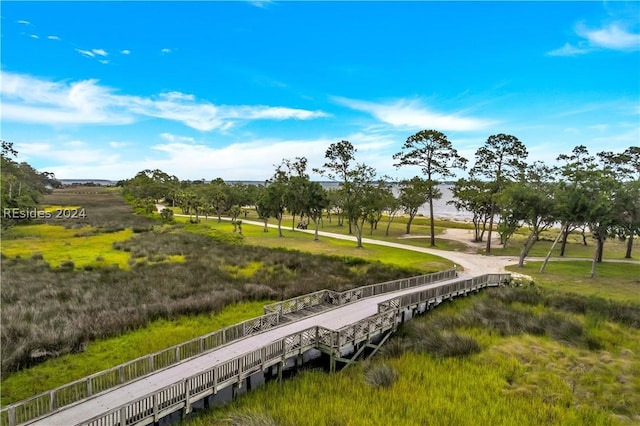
[507,261,640,304]
[195,207,637,260]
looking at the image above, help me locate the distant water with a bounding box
[319,182,471,222]
[61,180,471,221]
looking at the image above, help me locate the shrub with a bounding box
[363,363,399,388]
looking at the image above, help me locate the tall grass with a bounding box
[1,301,270,405]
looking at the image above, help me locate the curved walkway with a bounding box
[166,209,639,276]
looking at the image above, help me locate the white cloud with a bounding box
[161,48,172,54]
[333,97,494,132]
[47,35,61,41]
[99,60,110,65]
[0,71,327,131]
[550,22,640,55]
[92,49,108,57]
[0,72,134,125]
[17,20,31,25]
[30,34,39,39]
[76,49,95,58]
[109,141,128,148]
[547,42,590,57]
[577,23,640,50]
[121,49,131,55]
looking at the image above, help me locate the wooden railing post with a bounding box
[153,393,159,422]
[184,378,191,415]
[149,356,154,373]
[86,377,93,397]
[119,366,125,383]
[50,390,56,411]
[8,407,16,426]
[120,406,127,426]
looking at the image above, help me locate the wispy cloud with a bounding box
[120,49,131,55]
[578,23,640,50]
[333,97,494,132]
[99,60,110,65]
[92,49,108,57]
[247,0,274,9]
[547,42,590,57]
[17,20,31,25]
[30,34,39,39]
[47,35,61,41]
[76,49,95,58]
[0,72,327,131]
[549,22,640,56]
[160,48,172,54]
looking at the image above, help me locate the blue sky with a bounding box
[1,1,639,181]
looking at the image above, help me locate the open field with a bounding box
[190,207,637,260]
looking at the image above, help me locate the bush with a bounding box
[363,363,399,388]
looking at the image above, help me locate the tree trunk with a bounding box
[518,231,538,267]
[385,214,395,237]
[292,214,296,231]
[406,212,416,235]
[626,233,634,259]
[486,203,495,253]
[277,214,283,237]
[263,218,269,232]
[540,229,563,273]
[590,239,601,278]
[559,223,570,257]
[429,192,436,247]
[312,217,320,241]
[354,219,364,248]
[597,235,604,263]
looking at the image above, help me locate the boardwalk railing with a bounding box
[76,273,509,426]
[378,273,511,313]
[1,269,456,426]
[263,269,457,315]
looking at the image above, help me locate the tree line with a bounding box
[1,141,61,229]
[120,132,638,278]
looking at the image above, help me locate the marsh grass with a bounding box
[363,363,399,388]
[0,301,270,405]
[1,222,424,378]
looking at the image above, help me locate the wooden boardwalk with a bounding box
[2,270,510,426]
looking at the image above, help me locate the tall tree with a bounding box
[448,178,493,242]
[598,146,640,258]
[512,162,558,267]
[555,145,595,257]
[470,133,528,253]
[393,130,467,246]
[397,177,432,235]
[314,141,357,234]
